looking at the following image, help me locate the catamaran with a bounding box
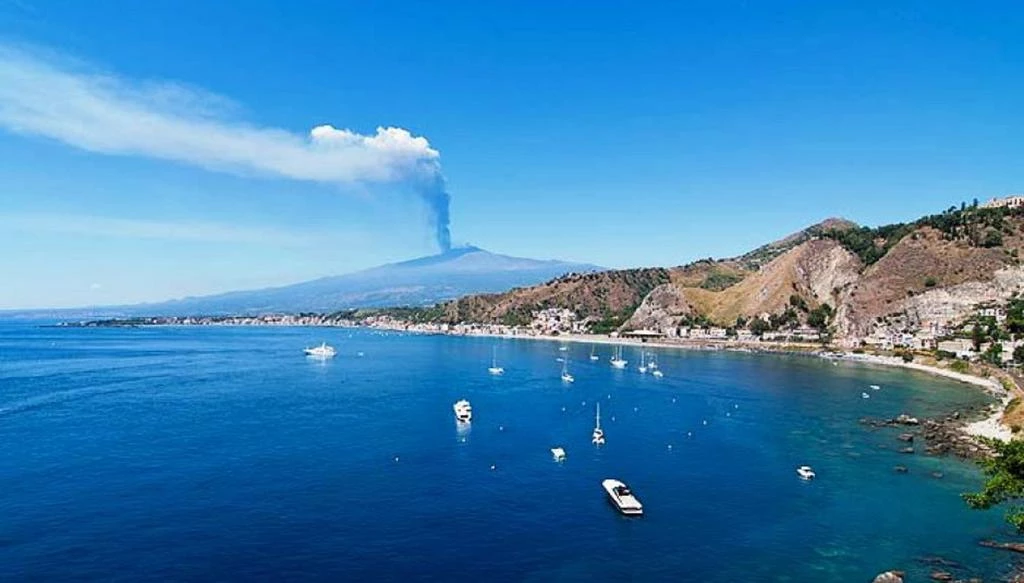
[592,402,605,445]
[488,347,504,375]
[610,346,627,369]
[304,342,336,358]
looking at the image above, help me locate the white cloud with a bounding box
[0,213,326,246]
[0,45,441,185]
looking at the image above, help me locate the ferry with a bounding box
[453,399,473,423]
[602,479,643,515]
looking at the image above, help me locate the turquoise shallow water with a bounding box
[0,323,1017,581]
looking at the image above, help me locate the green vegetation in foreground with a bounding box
[964,439,1024,532]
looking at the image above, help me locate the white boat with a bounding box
[453,399,472,423]
[589,346,599,361]
[488,347,504,376]
[602,479,643,515]
[558,345,568,352]
[861,392,870,399]
[652,369,664,378]
[561,359,575,383]
[610,346,627,369]
[304,342,336,358]
[592,402,605,445]
[551,447,567,462]
[648,354,658,370]
[870,384,881,390]
[797,465,816,480]
[638,351,648,374]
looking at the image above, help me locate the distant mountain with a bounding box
[15,246,602,318]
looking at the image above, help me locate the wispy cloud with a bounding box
[0,45,439,183]
[0,44,454,250]
[0,213,326,246]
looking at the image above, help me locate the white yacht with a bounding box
[488,347,504,376]
[610,346,627,369]
[453,399,473,423]
[592,402,605,445]
[304,342,336,358]
[638,351,648,374]
[551,447,567,462]
[561,359,575,383]
[602,479,643,515]
[589,346,599,361]
[797,465,816,480]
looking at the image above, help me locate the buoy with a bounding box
[561,406,566,412]
[633,407,639,412]
[671,397,676,403]
[726,412,731,417]
[702,419,708,425]
[734,404,739,409]
[687,431,692,437]
[667,444,673,450]
[499,425,505,431]
[611,415,616,421]
[394,456,400,462]
[490,464,496,471]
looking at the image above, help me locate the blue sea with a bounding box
[0,323,1017,581]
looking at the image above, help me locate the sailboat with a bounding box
[648,353,658,370]
[610,346,627,369]
[488,347,504,375]
[638,351,648,374]
[589,345,599,361]
[592,402,606,445]
[561,359,575,383]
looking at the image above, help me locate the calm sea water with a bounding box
[0,323,1017,581]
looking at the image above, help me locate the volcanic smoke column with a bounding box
[309,125,453,252]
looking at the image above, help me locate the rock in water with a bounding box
[873,571,905,583]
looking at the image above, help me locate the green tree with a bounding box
[972,324,986,352]
[807,304,834,332]
[983,342,1004,366]
[1015,345,1024,365]
[750,318,771,336]
[964,439,1024,531]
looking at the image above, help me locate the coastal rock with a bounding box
[896,414,920,426]
[979,539,1024,553]
[872,570,905,583]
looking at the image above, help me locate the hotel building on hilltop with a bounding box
[981,195,1024,209]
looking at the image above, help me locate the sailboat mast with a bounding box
[596,402,601,429]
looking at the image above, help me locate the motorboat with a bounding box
[602,479,643,515]
[304,342,336,358]
[551,447,566,462]
[861,392,870,399]
[558,345,568,352]
[453,399,473,423]
[561,359,574,383]
[797,465,816,480]
[592,402,605,445]
[870,384,881,390]
[488,347,504,375]
[610,346,627,369]
[652,369,664,378]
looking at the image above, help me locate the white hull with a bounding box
[602,479,643,515]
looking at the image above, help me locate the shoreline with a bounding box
[413,328,1017,442]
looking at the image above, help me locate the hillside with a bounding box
[423,202,1024,344]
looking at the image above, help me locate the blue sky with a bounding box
[1,1,1022,309]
